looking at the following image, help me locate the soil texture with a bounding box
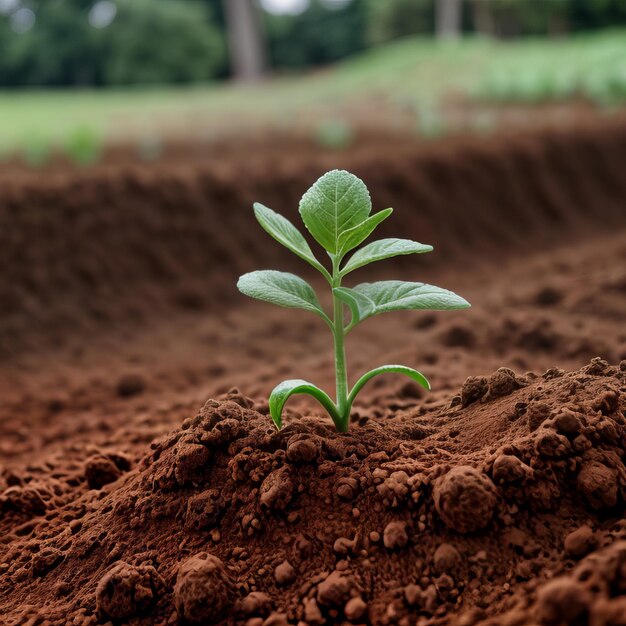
[1,120,626,625]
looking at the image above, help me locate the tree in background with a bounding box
[365,0,432,45]
[0,0,99,86]
[436,0,462,40]
[0,0,625,87]
[102,0,225,85]
[222,0,266,81]
[0,0,225,86]
[263,0,367,69]
[468,0,626,37]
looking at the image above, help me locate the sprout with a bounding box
[238,169,470,431]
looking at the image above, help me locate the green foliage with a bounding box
[299,169,372,254]
[63,125,102,165]
[238,270,329,322]
[475,31,626,105]
[0,0,225,87]
[0,1,99,86]
[1,30,624,155]
[0,0,626,89]
[101,0,225,86]
[21,133,50,168]
[238,169,470,431]
[314,120,354,150]
[262,0,368,70]
[364,0,433,45]
[341,239,433,275]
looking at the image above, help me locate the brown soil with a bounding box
[1,119,626,626]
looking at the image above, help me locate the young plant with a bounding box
[237,169,470,432]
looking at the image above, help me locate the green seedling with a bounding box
[237,169,470,431]
[64,125,102,166]
[22,133,51,168]
[314,119,354,151]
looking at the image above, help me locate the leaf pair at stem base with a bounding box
[237,169,470,431]
[269,365,431,431]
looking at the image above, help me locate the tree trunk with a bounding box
[436,0,462,40]
[471,0,496,37]
[223,0,266,82]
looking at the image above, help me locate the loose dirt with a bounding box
[1,121,626,625]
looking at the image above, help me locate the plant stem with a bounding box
[332,256,349,432]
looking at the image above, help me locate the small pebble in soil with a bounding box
[433,543,463,575]
[576,461,618,510]
[240,591,272,617]
[492,454,532,484]
[344,596,368,621]
[563,525,596,559]
[85,455,122,489]
[534,578,590,625]
[174,554,235,623]
[317,571,352,607]
[383,521,409,549]
[259,466,293,511]
[274,560,295,585]
[116,373,146,398]
[96,561,163,620]
[433,466,497,534]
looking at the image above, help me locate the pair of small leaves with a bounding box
[269,365,431,430]
[256,200,428,280]
[236,273,470,330]
[335,280,470,329]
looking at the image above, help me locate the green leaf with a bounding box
[299,169,371,254]
[253,203,330,281]
[348,365,431,406]
[341,238,434,276]
[336,208,393,256]
[353,280,470,314]
[333,287,375,327]
[269,379,341,430]
[237,271,329,321]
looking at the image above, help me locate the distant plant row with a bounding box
[475,35,626,106]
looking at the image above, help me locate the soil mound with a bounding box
[1,359,625,625]
[2,122,626,357]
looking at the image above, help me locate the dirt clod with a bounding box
[433,542,463,575]
[564,525,596,559]
[345,596,368,622]
[433,466,498,533]
[317,571,352,608]
[535,578,591,625]
[174,554,235,624]
[274,560,296,585]
[259,466,293,511]
[240,591,272,617]
[383,520,409,549]
[577,461,619,510]
[116,373,146,398]
[96,561,163,620]
[85,454,122,489]
[492,454,532,484]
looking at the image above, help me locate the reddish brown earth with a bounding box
[1,121,626,625]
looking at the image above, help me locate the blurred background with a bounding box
[0,0,625,166]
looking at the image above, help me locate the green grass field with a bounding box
[1,28,624,161]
